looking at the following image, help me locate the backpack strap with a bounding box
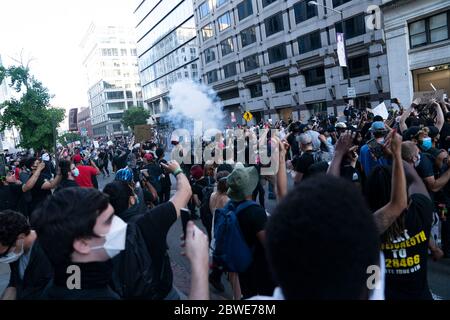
[234,200,259,215]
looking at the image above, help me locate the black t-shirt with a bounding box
[30,176,52,213]
[0,184,23,211]
[55,179,79,193]
[415,153,435,179]
[135,201,177,297]
[382,194,433,300]
[192,177,213,203]
[287,133,300,158]
[341,164,361,184]
[293,151,315,178]
[439,122,450,151]
[157,159,172,189]
[236,203,275,298]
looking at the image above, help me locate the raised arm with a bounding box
[276,140,289,200]
[184,222,209,300]
[162,160,192,218]
[22,162,45,192]
[327,130,354,178]
[373,130,408,234]
[433,99,444,131]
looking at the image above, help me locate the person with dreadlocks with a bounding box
[365,130,434,300]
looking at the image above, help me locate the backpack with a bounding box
[212,200,258,273]
[112,223,159,299]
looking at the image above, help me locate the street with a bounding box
[1,171,449,300]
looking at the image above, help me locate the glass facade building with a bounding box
[134,0,199,115]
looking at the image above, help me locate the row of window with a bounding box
[105,91,135,100]
[101,48,137,57]
[205,53,370,86]
[409,11,449,48]
[199,0,348,22]
[201,11,367,46]
[202,26,351,66]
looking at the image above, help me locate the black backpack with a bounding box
[112,223,160,299]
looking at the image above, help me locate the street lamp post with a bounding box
[308,1,352,101]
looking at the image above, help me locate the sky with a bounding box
[0,0,137,129]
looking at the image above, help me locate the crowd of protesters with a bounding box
[1,96,449,300]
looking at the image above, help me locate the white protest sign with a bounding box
[371,102,389,120]
[93,141,99,149]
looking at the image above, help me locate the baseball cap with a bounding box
[73,154,82,164]
[402,126,421,141]
[335,122,347,129]
[370,121,386,132]
[426,126,440,139]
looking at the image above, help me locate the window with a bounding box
[191,63,198,69]
[265,12,284,37]
[121,49,127,56]
[109,113,123,120]
[243,54,259,71]
[218,89,239,100]
[410,20,427,47]
[248,83,263,98]
[221,37,234,56]
[223,63,237,78]
[204,47,216,64]
[344,55,370,79]
[131,49,137,56]
[298,31,322,54]
[303,66,325,87]
[294,1,318,24]
[199,1,210,18]
[126,91,133,99]
[240,26,257,47]
[237,0,253,21]
[218,12,232,31]
[409,12,449,48]
[332,0,351,7]
[202,24,215,41]
[262,0,277,8]
[273,76,290,93]
[207,70,218,83]
[335,14,366,39]
[217,0,229,7]
[430,13,448,42]
[106,91,124,100]
[268,43,287,64]
[113,124,122,132]
[107,102,125,110]
[306,101,327,116]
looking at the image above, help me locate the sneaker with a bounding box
[209,274,225,293]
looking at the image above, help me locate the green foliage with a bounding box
[58,132,82,145]
[0,65,64,152]
[122,106,150,132]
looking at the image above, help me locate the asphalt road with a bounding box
[1,170,449,300]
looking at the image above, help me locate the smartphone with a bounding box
[180,208,192,239]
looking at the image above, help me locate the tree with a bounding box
[122,106,150,132]
[0,65,65,152]
[58,132,82,145]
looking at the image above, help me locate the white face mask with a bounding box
[414,154,421,167]
[0,239,24,264]
[91,216,127,259]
